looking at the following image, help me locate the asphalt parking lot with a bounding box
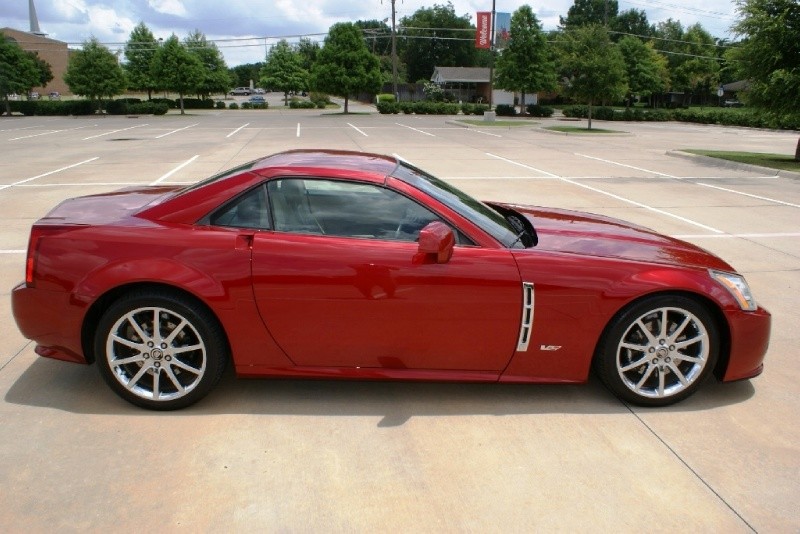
[1,99,798,531]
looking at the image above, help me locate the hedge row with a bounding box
[561,105,800,130]
[7,100,96,115]
[377,101,460,115]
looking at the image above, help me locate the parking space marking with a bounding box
[576,153,678,178]
[465,128,502,138]
[396,123,436,137]
[486,153,559,177]
[297,123,301,137]
[150,155,199,185]
[0,249,26,254]
[82,124,149,141]
[226,123,250,138]
[672,232,800,239]
[488,153,724,234]
[696,183,800,208]
[348,123,368,137]
[9,125,94,141]
[155,123,198,139]
[0,157,99,191]
[18,182,144,187]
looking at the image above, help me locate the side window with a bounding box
[209,184,270,229]
[267,178,444,242]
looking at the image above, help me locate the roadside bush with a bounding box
[377,101,400,114]
[310,92,332,107]
[495,104,516,116]
[525,104,554,117]
[181,98,214,110]
[8,99,95,115]
[127,102,169,115]
[228,102,239,109]
[215,101,226,109]
[289,100,317,109]
[150,98,176,108]
[377,93,396,103]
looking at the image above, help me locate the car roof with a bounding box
[250,149,399,179]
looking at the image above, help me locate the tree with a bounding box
[124,22,159,99]
[611,9,654,39]
[618,36,668,105]
[151,35,204,114]
[560,0,619,29]
[29,52,54,90]
[654,20,720,105]
[729,0,800,159]
[310,23,382,113]
[399,3,475,83]
[296,38,320,73]
[494,6,557,115]
[229,63,264,89]
[260,40,308,105]
[556,24,628,129]
[0,34,40,115]
[64,37,126,113]
[185,30,231,98]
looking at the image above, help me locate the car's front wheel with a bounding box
[596,295,719,406]
[95,290,228,410]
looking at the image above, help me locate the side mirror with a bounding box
[416,221,455,264]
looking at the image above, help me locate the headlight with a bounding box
[709,270,757,311]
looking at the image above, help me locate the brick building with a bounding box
[2,27,72,95]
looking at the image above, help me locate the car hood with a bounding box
[504,204,733,271]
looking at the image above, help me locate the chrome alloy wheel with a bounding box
[616,306,710,399]
[105,306,207,402]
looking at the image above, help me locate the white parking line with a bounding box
[575,153,678,178]
[155,123,197,139]
[465,129,502,138]
[348,123,368,137]
[396,123,436,137]
[9,125,94,141]
[83,124,149,141]
[18,182,144,187]
[0,249,25,254]
[486,153,559,177]
[673,232,800,239]
[226,123,250,138]
[488,153,723,234]
[150,155,199,185]
[696,183,800,208]
[0,157,99,191]
[297,123,301,138]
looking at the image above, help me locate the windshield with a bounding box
[391,161,526,248]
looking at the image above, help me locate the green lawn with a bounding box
[543,125,624,134]
[684,150,800,172]
[457,119,533,127]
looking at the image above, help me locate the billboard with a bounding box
[494,12,511,50]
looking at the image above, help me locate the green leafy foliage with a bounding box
[124,23,159,98]
[64,38,127,112]
[310,23,381,113]
[150,35,204,114]
[1,34,41,115]
[185,30,232,98]
[260,40,308,106]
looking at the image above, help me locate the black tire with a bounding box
[595,295,719,407]
[95,289,228,410]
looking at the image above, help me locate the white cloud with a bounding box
[148,0,188,17]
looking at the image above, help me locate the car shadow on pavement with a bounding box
[4,358,755,424]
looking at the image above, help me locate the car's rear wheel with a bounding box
[596,295,719,406]
[95,290,227,410]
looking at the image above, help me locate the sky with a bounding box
[1,0,742,66]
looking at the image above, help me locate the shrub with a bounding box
[525,104,554,117]
[228,102,239,109]
[150,98,176,108]
[377,93,396,103]
[473,104,489,115]
[495,104,516,116]
[215,101,226,109]
[377,101,400,114]
[181,98,214,110]
[310,92,332,106]
[289,100,317,109]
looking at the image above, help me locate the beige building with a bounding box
[2,27,72,95]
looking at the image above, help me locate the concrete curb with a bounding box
[667,150,800,180]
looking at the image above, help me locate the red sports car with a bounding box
[12,150,770,410]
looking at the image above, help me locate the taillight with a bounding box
[25,226,46,287]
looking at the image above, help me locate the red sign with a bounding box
[476,12,491,49]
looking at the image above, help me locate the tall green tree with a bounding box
[560,0,619,28]
[185,30,231,98]
[229,63,263,89]
[260,40,308,106]
[124,22,159,99]
[729,0,800,159]
[0,34,40,115]
[556,24,628,128]
[654,20,720,104]
[611,9,654,39]
[64,37,127,113]
[494,6,557,115]
[151,35,204,114]
[618,36,669,105]
[310,23,382,113]
[296,38,320,73]
[399,2,475,83]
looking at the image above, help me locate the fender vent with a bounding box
[516,282,534,351]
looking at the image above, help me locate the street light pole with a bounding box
[488,0,496,108]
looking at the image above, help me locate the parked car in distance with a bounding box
[11,150,770,410]
[48,91,60,100]
[248,95,266,105]
[723,99,744,108]
[253,88,265,94]
[230,87,251,96]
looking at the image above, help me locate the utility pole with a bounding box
[390,0,399,98]
[488,0,496,108]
